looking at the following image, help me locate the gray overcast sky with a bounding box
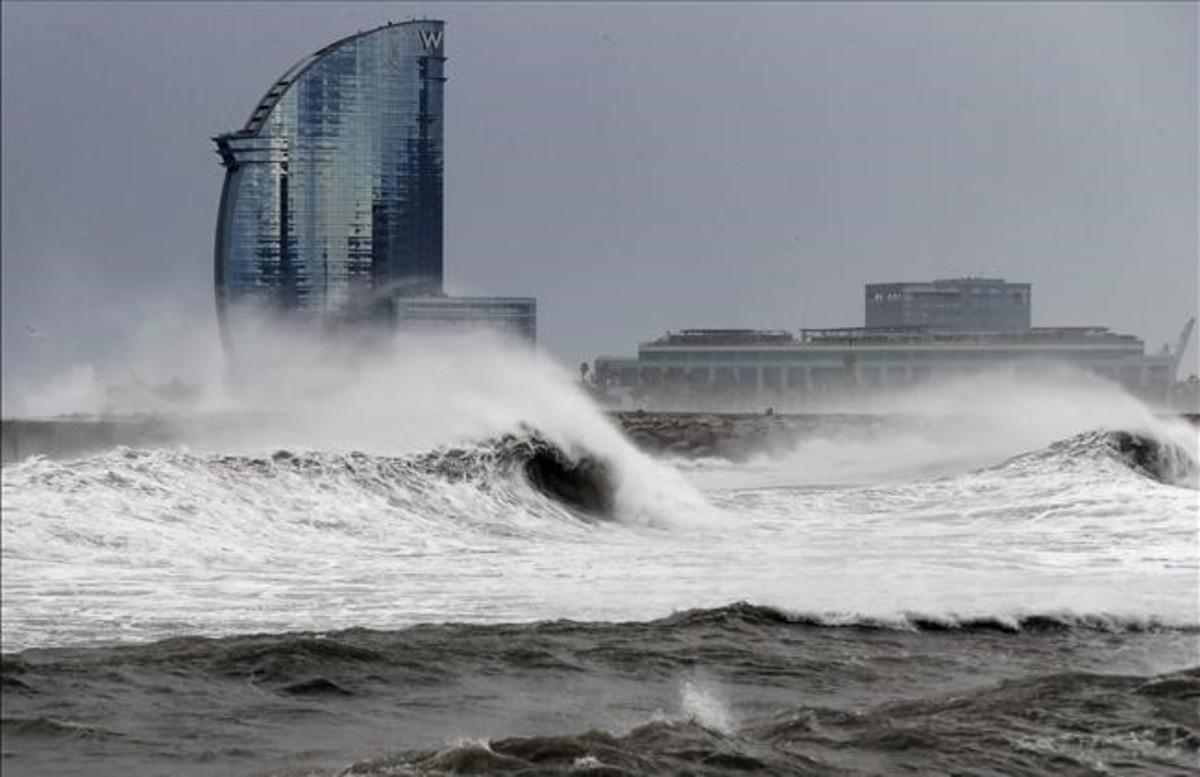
[2,1,1197,411]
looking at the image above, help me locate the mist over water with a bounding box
[2,327,1197,654]
[680,369,1197,489]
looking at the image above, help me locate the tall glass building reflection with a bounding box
[214,21,446,329]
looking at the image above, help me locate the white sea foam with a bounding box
[672,368,1198,489]
[2,330,1197,651]
[3,418,1196,651]
[680,677,736,735]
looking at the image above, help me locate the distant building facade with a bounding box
[594,327,1177,410]
[213,21,536,344]
[866,278,1031,331]
[391,296,537,343]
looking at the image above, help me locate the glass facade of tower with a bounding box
[214,21,445,328]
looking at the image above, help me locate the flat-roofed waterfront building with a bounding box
[866,278,1031,331]
[594,327,1177,410]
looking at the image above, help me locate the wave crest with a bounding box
[985,427,1199,489]
[656,602,1198,634]
[414,430,615,517]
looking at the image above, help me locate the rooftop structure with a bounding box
[648,326,1140,348]
[652,329,796,346]
[866,278,1031,331]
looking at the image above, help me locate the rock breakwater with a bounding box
[612,412,890,460]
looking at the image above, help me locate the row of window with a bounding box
[607,363,1164,391]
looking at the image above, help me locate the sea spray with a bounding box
[673,367,1199,490]
[680,677,737,735]
[4,330,1197,653]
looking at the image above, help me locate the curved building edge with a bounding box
[211,19,446,339]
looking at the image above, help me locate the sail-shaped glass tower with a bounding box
[214,21,447,330]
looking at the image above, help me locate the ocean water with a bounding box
[2,339,1198,775]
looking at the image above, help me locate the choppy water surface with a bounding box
[2,401,1198,776]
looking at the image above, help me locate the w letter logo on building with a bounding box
[420,29,443,50]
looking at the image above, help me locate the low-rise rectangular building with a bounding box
[390,296,537,343]
[594,327,1174,410]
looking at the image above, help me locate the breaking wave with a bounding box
[655,601,1200,634]
[3,426,696,536]
[413,429,617,518]
[3,415,1197,651]
[1087,429,1198,487]
[989,428,1199,489]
